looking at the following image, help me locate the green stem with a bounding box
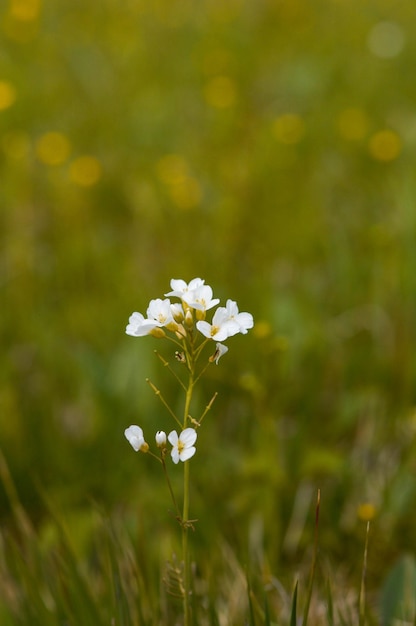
[182,367,194,626]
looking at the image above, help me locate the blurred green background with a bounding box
[1,0,416,592]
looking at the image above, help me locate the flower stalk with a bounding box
[123,278,254,626]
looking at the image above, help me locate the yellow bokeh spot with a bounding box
[156,154,201,210]
[357,503,376,522]
[368,129,401,162]
[169,177,202,210]
[253,320,272,339]
[157,154,189,185]
[35,132,71,166]
[0,80,17,111]
[69,156,102,187]
[10,0,41,21]
[337,108,368,141]
[272,113,305,144]
[204,76,237,109]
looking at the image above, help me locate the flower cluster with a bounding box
[124,278,253,465]
[126,277,253,356]
[125,425,197,464]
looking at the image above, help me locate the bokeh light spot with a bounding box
[169,176,202,210]
[35,132,71,166]
[69,156,102,187]
[337,108,368,141]
[272,113,305,144]
[368,129,401,162]
[357,503,376,522]
[156,154,189,185]
[156,154,201,210]
[367,21,405,59]
[253,320,272,339]
[9,0,41,21]
[0,80,17,111]
[204,76,237,109]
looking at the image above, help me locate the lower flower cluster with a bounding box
[125,425,197,464]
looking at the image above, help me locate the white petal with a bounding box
[237,312,254,332]
[214,342,228,364]
[168,430,179,446]
[196,320,212,338]
[179,446,196,462]
[225,299,239,316]
[180,428,197,447]
[170,279,187,292]
[188,278,205,290]
[125,425,144,451]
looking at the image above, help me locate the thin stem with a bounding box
[359,521,370,626]
[161,456,182,521]
[154,350,187,390]
[197,392,218,426]
[146,378,182,428]
[182,364,194,626]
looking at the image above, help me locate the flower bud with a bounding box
[170,303,184,323]
[155,430,167,447]
[175,324,186,339]
[150,327,166,338]
[185,309,193,327]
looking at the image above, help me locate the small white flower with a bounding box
[224,299,254,335]
[124,425,149,452]
[212,342,228,364]
[196,306,238,341]
[155,430,167,447]
[126,312,159,337]
[168,428,197,464]
[165,278,205,298]
[182,284,220,312]
[146,298,174,327]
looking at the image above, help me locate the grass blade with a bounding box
[359,521,370,626]
[290,581,298,626]
[326,578,334,626]
[302,488,321,626]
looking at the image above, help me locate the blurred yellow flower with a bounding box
[204,76,237,109]
[357,503,376,521]
[157,154,189,185]
[272,113,305,144]
[337,108,368,141]
[35,131,71,165]
[9,0,41,21]
[169,177,201,210]
[69,156,102,187]
[0,80,17,111]
[253,320,272,339]
[368,129,401,162]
